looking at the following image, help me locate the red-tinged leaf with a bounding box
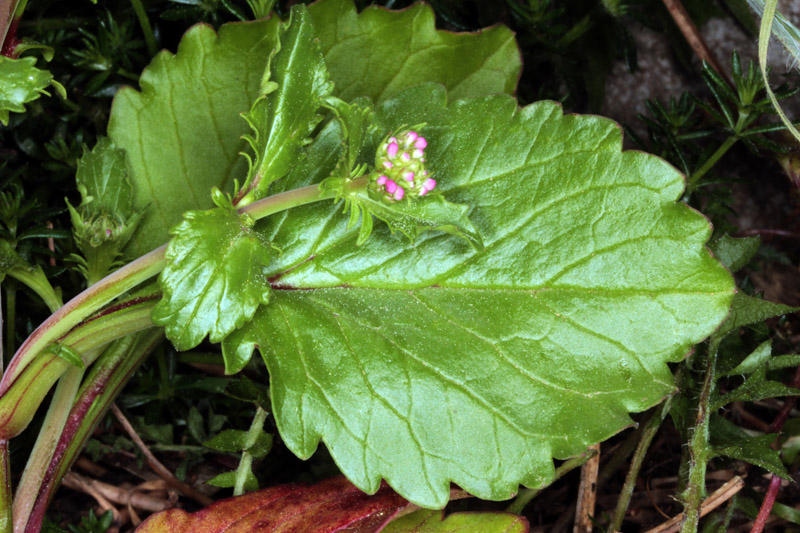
[136,476,410,532]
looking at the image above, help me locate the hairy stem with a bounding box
[680,342,718,532]
[234,406,269,496]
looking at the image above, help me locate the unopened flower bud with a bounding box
[370,129,437,202]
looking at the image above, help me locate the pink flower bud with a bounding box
[413,149,424,159]
[394,187,405,201]
[383,161,393,169]
[406,131,418,144]
[423,178,436,192]
[387,142,398,158]
[414,137,427,149]
[419,188,428,196]
[377,175,387,185]
[401,152,411,162]
[403,171,414,182]
[385,179,398,194]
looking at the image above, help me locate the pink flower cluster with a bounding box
[372,130,436,202]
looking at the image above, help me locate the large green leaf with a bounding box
[108,0,520,256]
[108,19,281,257]
[308,0,521,102]
[223,84,735,507]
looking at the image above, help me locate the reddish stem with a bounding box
[1,16,18,58]
[750,366,800,533]
[751,475,782,533]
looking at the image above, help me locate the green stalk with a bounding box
[234,406,269,496]
[20,332,161,533]
[11,364,88,532]
[128,0,157,57]
[0,299,157,440]
[686,136,738,192]
[759,0,800,144]
[2,286,12,363]
[679,342,719,532]
[607,400,671,532]
[1,181,353,394]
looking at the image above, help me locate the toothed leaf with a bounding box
[152,207,273,351]
[222,84,735,508]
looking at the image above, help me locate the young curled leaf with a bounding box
[237,4,334,205]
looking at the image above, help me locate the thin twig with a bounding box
[660,0,730,85]
[574,443,600,533]
[110,404,213,506]
[645,476,745,533]
[62,472,171,513]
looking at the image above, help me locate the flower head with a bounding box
[370,129,436,202]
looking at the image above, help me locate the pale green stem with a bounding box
[11,363,88,532]
[8,267,62,314]
[129,0,156,57]
[686,136,738,192]
[607,400,671,532]
[234,406,269,496]
[0,286,7,533]
[759,0,800,144]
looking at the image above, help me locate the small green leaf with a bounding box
[152,207,273,351]
[0,240,30,282]
[308,0,521,102]
[383,510,528,533]
[323,96,378,177]
[206,470,258,491]
[710,415,788,478]
[722,340,772,377]
[0,56,58,125]
[238,4,333,203]
[204,429,248,453]
[68,138,146,282]
[74,138,134,216]
[223,377,270,411]
[715,293,796,339]
[42,343,85,369]
[709,233,760,272]
[247,431,273,460]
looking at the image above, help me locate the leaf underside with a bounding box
[223,84,735,507]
